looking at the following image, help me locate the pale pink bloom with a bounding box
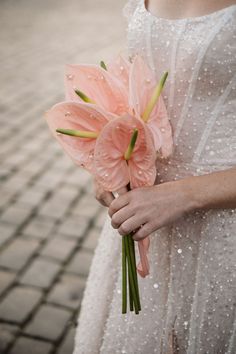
[129,54,173,157]
[65,53,173,157]
[45,102,116,172]
[106,53,131,90]
[94,114,156,191]
[64,63,129,116]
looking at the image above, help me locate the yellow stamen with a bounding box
[124,129,138,160]
[100,60,107,71]
[74,89,96,104]
[141,71,168,123]
[56,128,99,138]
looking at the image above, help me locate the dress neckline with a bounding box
[142,0,236,22]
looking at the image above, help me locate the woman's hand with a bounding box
[93,178,128,207]
[107,167,236,239]
[108,179,196,241]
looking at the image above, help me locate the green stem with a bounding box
[122,236,127,314]
[129,236,141,311]
[124,236,140,314]
[128,271,134,312]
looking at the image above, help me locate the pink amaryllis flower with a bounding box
[45,102,116,172]
[94,114,157,191]
[128,55,173,157]
[64,60,129,116]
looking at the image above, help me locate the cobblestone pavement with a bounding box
[0,0,127,353]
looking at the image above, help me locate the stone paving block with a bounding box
[1,175,31,196]
[0,190,16,209]
[40,237,77,262]
[38,192,75,219]
[0,323,19,353]
[66,168,91,188]
[0,223,16,247]
[71,194,101,218]
[95,209,107,228]
[0,286,42,323]
[6,151,29,167]
[0,238,40,271]
[9,336,53,354]
[57,327,76,354]
[25,304,71,341]
[51,155,74,171]
[21,158,46,177]
[17,188,46,207]
[82,229,100,251]
[20,258,61,289]
[22,216,56,239]
[0,203,33,226]
[47,274,86,309]
[67,249,93,277]
[0,270,15,296]
[36,170,67,190]
[0,164,13,181]
[58,216,90,239]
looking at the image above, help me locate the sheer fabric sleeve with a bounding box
[122,0,140,23]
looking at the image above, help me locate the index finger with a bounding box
[108,192,130,218]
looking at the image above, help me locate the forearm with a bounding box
[183,167,236,211]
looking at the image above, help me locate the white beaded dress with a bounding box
[73,1,236,353]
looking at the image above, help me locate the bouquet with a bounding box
[45,53,173,314]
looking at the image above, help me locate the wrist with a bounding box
[178,176,206,213]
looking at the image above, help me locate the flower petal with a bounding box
[65,64,129,115]
[45,101,115,172]
[137,237,150,278]
[129,54,173,157]
[94,114,156,191]
[107,53,131,90]
[129,54,156,118]
[147,96,173,157]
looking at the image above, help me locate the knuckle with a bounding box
[108,205,116,217]
[118,224,128,236]
[111,215,120,229]
[133,224,150,241]
[143,224,153,236]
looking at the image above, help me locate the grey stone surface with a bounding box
[47,274,86,309]
[0,270,15,296]
[20,258,61,288]
[57,216,90,239]
[0,224,15,247]
[82,228,100,251]
[67,249,93,277]
[0,286,43,323]
[25,305,72,341]
[0,324,19,353]
[0,239,40,271]
[57,327,76,354]
[22,216,56,239]
[0,0,126,352]
[9,337,53,354]
[40,237,77,262]
[0,203,32,226]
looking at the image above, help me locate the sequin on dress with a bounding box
[73,1,236,353]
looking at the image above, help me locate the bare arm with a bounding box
[184,167,236,210]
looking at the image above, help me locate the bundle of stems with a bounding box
[122,233,141,314]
